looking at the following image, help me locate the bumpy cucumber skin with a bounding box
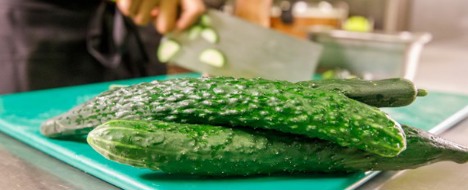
[297,78,420,107]
[42,77,405,157]
[88,120,468,176]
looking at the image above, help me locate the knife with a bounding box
[164,9,322,82]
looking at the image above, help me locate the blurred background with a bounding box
[1,0,466,94]
[219,0,467,94]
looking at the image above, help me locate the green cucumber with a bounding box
[88,120,468,176]
[41,77,405,157]
[297,78,427,107]
[199,49,225,67]
[199,14,212,27]
[188,25,203,40]
[108,84,129,90]
[200,28,219,44]
[157,39,180,62]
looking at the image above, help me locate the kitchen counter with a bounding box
[359,118,468,190]
[357,38,468,189]
[413,38,468,95]
[0,132,118,190]
[0,39,467,189]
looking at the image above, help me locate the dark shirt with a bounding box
[0,0,166,94]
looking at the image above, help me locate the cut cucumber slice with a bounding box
[188,25,203,40]
[199,49,225,67]
[199,14,212,27]
[157,39,180,62]
[201,28,219,44]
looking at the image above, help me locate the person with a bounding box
[0,0,205,94]
[116,0,205,34]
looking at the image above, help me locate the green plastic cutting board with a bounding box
[1,73,467,190]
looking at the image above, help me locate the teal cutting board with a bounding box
[1,73,467,190]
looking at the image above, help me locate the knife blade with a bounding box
[165,9,322,82]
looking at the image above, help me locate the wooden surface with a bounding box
[234,0,272,27]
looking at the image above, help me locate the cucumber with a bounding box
[199,49,225,67]
[108,84,129,90]
[200,28,219,44]
[41,77,405,157]
[199,14,212,27]
[188,25,203,40]
[157,39,180,62]
[297,78,427,107]
[88,120,468,176]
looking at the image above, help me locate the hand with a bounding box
[116,0,206,34]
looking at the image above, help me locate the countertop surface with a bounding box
[357,38,468,189]
[359,119,468,190]
[0,132,118,190]
[0,39,467,190]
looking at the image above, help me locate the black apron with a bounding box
[0,0,166,94]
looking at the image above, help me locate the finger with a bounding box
[151,7,160,17]
[176,0,206,31]
[134,0,159,25]
[155,0,179,34]
[128,0,142,18]
[116,0,132,16]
